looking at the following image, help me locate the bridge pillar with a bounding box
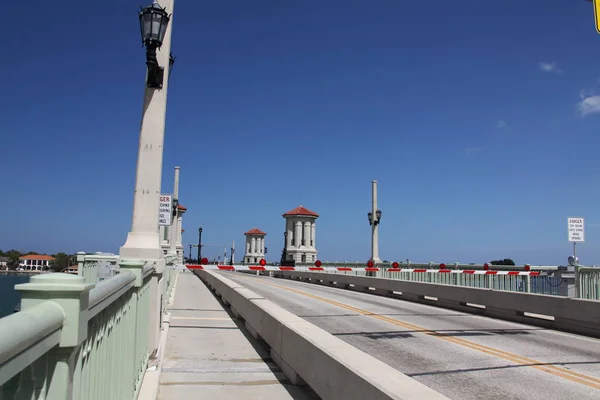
[119,0,175,266]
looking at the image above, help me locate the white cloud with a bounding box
[464,147,481,157]
[496,119,507,129]
[538,61,562,73]
[576,93,600,116]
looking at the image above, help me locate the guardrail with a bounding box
[0,257,178,399]
[371,268,562,296]
[293,262,552,270]
[194,269,449,400]
[271,271,600,338]
[230,262,566,296]
[578,267,600,300]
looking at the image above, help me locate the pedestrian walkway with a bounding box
[157,269,319,400]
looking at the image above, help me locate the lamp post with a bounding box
[120,0,175,263]
[367,180,382,276]
[117,0,175,360]
[281,231,288,265]
[169,166,180,256]
[198,227,203,263]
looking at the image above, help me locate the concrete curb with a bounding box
[195,270,449,400]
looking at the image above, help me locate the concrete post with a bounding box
[371,180,382,264]
[15,274,94,399]
[120,0,175,267]
[76,251,85,277]
[555,267,578,297]
[176,214,184,263]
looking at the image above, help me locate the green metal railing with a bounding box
[0,254,180,400]
[577,267,600,300]
[264,262,571,297]
[374,269,563,296]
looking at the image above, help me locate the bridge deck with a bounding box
[157,270,318,399]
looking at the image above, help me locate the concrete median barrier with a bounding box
[193,269,449,400]
[273,271,600,338]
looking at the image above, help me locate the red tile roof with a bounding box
[283,205,319,217]
[244,228,267,235]
[19,254,56,261]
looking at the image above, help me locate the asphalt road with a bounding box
[219,272,600,400]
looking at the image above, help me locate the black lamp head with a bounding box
[138,2,171,88]
[139,2,170,48]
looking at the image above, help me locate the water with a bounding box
[0,274,31,318]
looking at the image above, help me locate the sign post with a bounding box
[568,217,585,264]
[159,194,173,226]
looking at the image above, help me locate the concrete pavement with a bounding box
[221,272,600,400]
[156,269,319,400]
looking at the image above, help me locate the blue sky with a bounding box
[2,0,600,265]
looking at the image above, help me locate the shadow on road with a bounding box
[408,360,600,377]
[333,327,543,340]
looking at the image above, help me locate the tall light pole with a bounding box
[281,231,289,265]
[367,180,382,276]
[169,166,180,255]
[188,244,193,262]
[198,227,203,263]
[120,0,175,264]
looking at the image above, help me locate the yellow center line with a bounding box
[171,317,231,321]
[238,276,600,390]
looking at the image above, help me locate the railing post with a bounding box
[15,274,94,399]
[76,252,85,277]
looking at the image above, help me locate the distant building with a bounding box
[18,254,55,271]
[0,256,9,269]
[244,228,266,264]
[283,205,319,263]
